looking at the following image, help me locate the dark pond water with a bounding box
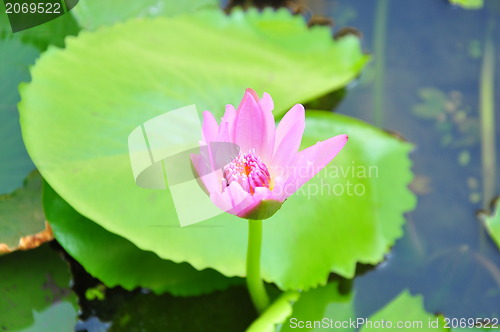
[6,0,499,331]
[325,0,500,320]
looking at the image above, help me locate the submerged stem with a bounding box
[373,0,389,127]
[480,19,496,210]
[246,219,270,313]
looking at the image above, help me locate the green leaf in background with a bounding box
[0,3,79,51]
[15,302,77,332]
[43,183,242,296]
[449,0,483,9]
[72,0,219,30]
[279,281,355,332]
[0,5,78,196]
[0,244,78,331]
[483,199,500,250]
[247,292,300,332]
[0,38,38,195]
[280,284,446,332]
[0,172,48,252]
[360,290,446,331]
[18,9,412,290]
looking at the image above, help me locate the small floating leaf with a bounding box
[0,172,51,254]
[449,0,483,9]
[0,244,78,330]
[483,199,500,250]
[0,38,37,195]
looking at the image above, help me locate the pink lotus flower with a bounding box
[192,89,348,220]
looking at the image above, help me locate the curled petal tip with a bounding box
[245,88,260,102]
[259,92,275,113]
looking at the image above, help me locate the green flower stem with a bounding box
[246,219,270,313]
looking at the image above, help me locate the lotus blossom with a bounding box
[192,89,348,220]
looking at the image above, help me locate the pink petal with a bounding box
[199,170,222,196]
[259,92,276,162]
[190,153,206,178]
[216,104,236,142]
[224,104,236,119]
[280,134,348,200]
[258,92,274,114]
[221,104,236,128]
[210,190,232,214]
[245,88,260,101]
[272,104,305,167]
[233,91,275,161]
[269,173,288,197]
[190,152,217,190]
[202,111,219,143]
[216,122,231,142]
[210,181,254,215]
[253,186,277,201]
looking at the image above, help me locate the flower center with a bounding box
[223,150,271,194]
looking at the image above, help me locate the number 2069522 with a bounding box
[5,2,61,14]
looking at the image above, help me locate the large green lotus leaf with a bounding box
[20,9,368,120]
[19,10,410,290]
[484,199,500,250]
[0,172,48,252]
[0,244,78,331]
[72,0,219,30]
[0,38,38,195]
[43,182,242,296]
